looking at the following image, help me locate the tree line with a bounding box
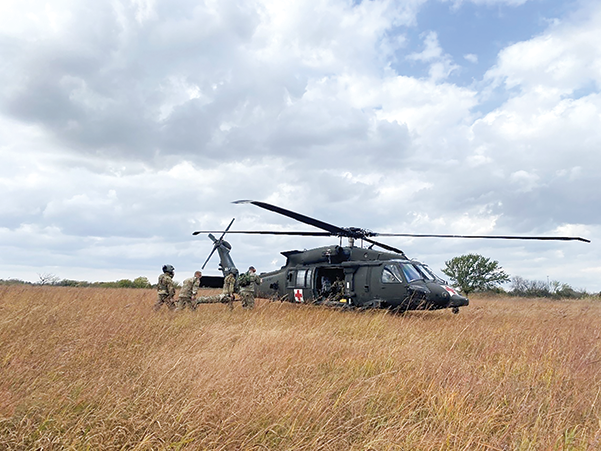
[0,274,165,289]
[442,254,596,299]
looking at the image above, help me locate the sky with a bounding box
[1,0,600,293]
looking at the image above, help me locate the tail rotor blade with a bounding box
[201,247,218,270]
[193,218,235,237]
[218,217,235,241]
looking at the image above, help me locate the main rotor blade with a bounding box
[193,218,236,236]
[193,230,332,236]
[362,237,407,255]
[373,233,591,242]
[233,200,347,236]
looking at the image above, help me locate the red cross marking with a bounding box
[294,289,304,303]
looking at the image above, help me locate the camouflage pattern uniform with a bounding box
[177,274,201,310]
[195,294,221,304]
[328,278,345,302]
[155,273,176,311]
[195,273,237,306]
[223,272,236,310]
[240,270,261,310]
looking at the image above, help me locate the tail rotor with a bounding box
[201,218,235,270]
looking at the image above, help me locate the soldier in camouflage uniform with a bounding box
[177,271,202,310]
[154,265,176,311]
[328,277,345,303]
[195,271,238,306]
[223,271,237,310]
[239,266,261,310]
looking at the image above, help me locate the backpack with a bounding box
[238,272,252,287]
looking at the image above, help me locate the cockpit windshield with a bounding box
[400,263,422,282]
[412,263,436,281]
[414,263,445,283]
[382,261,445,284]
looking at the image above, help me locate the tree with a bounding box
[132,276,152,289]
[116,279,135,288]
[510,276,586,299]
[37,273,60,285]
[442,254,510,296]
[57,279,82,287]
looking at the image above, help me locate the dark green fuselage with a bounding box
[256,245,469,311]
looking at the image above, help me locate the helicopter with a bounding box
[193,200,590,313]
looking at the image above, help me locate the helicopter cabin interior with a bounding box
[286,267,345,300]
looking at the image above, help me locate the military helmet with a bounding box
[162,264,175,275]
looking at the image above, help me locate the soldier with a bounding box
[195,271,237,307]
[239,266,261,310]
[328,277,345,303]
[177,271,202,310]
[320,276,332,296]
[222,271,237,310]
[154,265,176,311]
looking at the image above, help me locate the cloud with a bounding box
[444,0,530,6]
[0,0,423,163]
[484,3,601,95]
[464,53,478,64]
[407,31,459,81]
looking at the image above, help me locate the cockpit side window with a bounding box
[381,264,403,284]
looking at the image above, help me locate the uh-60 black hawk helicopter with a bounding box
[193,200,590,314]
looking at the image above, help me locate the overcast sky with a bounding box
[1,0,599,293]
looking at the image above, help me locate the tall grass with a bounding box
[1,285,600,449]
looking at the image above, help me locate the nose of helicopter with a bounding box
[442,285,469,307]
[425,283,469,308]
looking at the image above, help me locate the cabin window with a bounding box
[381,265,403,284]
[296,269,306,286]
[294,268,313,288]
[305,268,313,288]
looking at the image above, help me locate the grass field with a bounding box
[1,285,600,450]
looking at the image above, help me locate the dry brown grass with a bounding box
[1,285,600,450]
